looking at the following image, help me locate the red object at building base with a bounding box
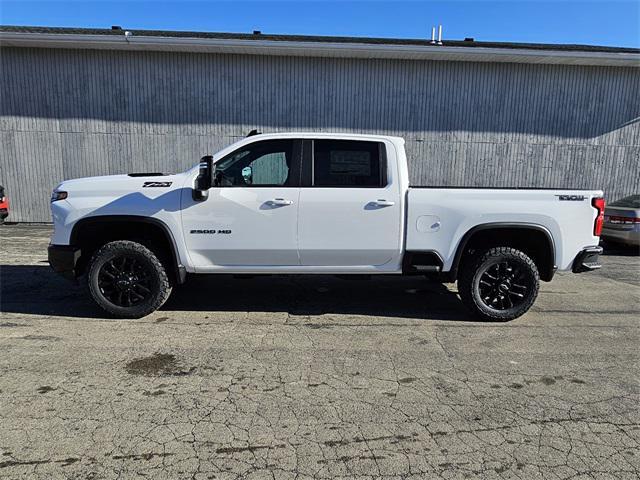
[0,186,9,223]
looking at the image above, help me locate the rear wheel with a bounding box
[87,240,172,318]
[458,247,539,321]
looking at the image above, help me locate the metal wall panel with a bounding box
[1,47,638,222]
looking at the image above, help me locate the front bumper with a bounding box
[572,246,603,273]
[48,244,81,280]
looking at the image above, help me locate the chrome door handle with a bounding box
[373,199,395,207]
[269,198,293,206]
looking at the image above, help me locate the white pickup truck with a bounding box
[49,132,605,320]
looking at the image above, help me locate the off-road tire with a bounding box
[458,247,539,322]
[87,240,172,318]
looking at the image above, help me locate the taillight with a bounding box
[608,215,640,224]
[592,197,605,236]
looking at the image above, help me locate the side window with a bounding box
[250,152,288,185]
[214,140,295,187]
[313,140,385,187]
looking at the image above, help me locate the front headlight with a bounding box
[51,190,68,202]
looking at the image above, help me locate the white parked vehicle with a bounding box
[49,132,605,320]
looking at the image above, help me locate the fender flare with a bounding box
[70,215,187,284]
[448,222,556,281]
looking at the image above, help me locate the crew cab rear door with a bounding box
[297,139,402,268]
[182,139,302,269]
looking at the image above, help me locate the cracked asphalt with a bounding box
[0,224,639,479]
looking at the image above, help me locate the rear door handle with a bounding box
[269,198,293,206]
[373,199,395,207]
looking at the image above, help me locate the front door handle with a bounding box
[269,198,293,206]
[373,199,395,207]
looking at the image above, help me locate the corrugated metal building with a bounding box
[1,26,639,222]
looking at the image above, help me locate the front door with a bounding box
[297,139,402,267]
[182,139,301,269]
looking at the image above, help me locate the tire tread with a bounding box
[458,246,540,322]
[87,240,172,318]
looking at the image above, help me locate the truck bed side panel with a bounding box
[406,188,603,272]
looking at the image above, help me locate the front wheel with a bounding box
[87,240,172,318]
[458,247,540,321]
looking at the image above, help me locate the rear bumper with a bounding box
[572,246,603,273]
[48,244,81,280]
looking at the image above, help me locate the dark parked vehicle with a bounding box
[601,194,640,247]
[0,185,8,224]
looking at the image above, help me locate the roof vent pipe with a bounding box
[437,25,443,45]
[430,26,436,44]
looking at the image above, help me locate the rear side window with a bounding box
[313,140,386,187]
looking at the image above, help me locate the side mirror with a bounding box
[193,155,213,201]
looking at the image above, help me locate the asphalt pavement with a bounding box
[1,224,639,479]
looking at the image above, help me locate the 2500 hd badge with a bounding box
[190,229,232,234]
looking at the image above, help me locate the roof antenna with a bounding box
[246,129,261,137]
[430,26,436,44]
[437,25,443,45]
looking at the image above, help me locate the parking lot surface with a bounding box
[1,224,639,479]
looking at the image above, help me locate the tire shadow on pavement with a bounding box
[0,264,478,322]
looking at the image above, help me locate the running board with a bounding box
[402,251,444,275]
[412,265,441,272]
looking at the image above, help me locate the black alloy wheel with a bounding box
[97,255,153,307]
[458,247,540,321]
[477,260,529,311]
[87,240,172,318]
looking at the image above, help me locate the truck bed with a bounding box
[406,187,603,272]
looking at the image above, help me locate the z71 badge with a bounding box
[143,181,172,188]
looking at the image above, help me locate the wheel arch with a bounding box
[448,223,557,282]
[70,215,187,284]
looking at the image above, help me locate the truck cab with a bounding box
[49,132,604,320]
[184,133,407,272]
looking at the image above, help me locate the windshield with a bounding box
[609,194,640,209]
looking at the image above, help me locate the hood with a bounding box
[52,171,193,220]
[55,173,186,194]
[49,170,196,245]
